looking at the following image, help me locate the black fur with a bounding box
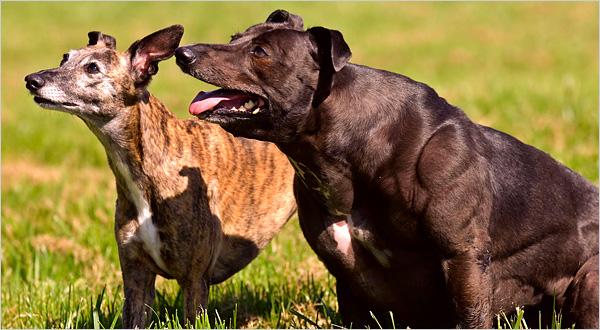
[176,11,599,328]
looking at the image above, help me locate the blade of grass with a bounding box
[370,311,383,329]
[290,308,321,329]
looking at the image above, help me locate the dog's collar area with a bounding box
[312,65,335,108]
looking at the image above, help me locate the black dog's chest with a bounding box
[301,207,451,320]
[288,157,352,215]
[289,156,423,256]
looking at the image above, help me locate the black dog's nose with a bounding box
[25,73,45,91]
[175,47,196,65]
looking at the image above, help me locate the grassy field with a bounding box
[2,2,598,328]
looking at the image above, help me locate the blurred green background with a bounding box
[2,2,598,328]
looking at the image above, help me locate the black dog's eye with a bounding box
[85,62,100,74]
[60,53,69,66]
[250,45,269,58]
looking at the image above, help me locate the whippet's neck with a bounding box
[84,95,174,274]
[84,94,175,196]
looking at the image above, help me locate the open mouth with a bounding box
[189,89,267,119]
[33,96,78,109]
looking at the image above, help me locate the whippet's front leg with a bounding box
[120,255,157,328]
[178,276,209,326]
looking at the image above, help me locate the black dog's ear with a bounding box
[88,31,116,49]
[308,26,351,72]
[308,27,352,107]
[266,9,304,30]
[127,24,184,86]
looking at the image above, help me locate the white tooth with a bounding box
[238,106,245,111]
[252,108,260,115]
[244,100,255,109]
[230,106,237,111]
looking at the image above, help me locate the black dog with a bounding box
[176,10,599,328]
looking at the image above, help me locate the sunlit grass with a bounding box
[2,2,597,328]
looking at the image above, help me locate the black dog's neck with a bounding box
[277,65,364,170]
[281,62,454,193]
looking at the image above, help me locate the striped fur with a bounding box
[25,26,296,327]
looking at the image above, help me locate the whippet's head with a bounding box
[25,25,184,122]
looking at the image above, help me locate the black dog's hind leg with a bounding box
[562,255,599,329]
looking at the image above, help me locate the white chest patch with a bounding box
[347,215,392,268]
[114,159,168,273]
[332,221,352,255]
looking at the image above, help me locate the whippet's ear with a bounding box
[127,24,184,86]
[266,9,304,30]
[88,31,117,49]
[308,27,351,73]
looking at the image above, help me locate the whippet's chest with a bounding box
[113,159,169,274]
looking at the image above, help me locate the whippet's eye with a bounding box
[60,53,69,66]
[250,46,269,58]
[85,62,100,74]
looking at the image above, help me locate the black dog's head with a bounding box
[176,10,351,142]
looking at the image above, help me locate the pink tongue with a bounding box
[189,91,235,115]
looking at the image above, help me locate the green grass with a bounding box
[2,2,597,328]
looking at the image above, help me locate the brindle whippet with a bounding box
[25,25,296,327]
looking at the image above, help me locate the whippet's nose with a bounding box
[25,73,45,91]
[175,47,197,65]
